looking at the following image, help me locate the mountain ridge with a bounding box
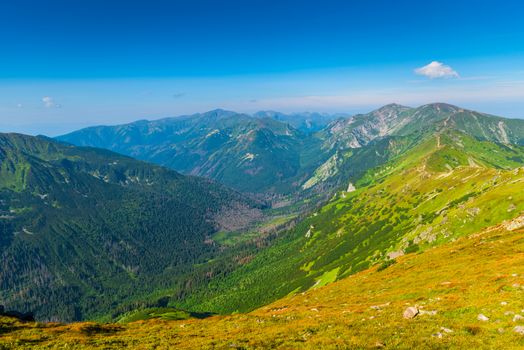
[57,110,328,194]
[57,104,524,197]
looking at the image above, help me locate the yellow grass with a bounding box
[2,224,524,349]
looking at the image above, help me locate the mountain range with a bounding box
[2,103,524,348]
[58,104,524,196]
[57,110,340,195]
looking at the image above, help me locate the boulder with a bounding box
[515,326,524,335]
[388,250,404,260]
[403,307,419,319]
[477,314,489,322]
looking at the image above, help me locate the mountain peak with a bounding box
[370,103,412,116]
[418,102,461,113]
[380,103,411,110]
[207,108,233,113]
[202,108,238,117]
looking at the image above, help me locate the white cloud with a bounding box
[42,96,61,108]
[414,61,459,79]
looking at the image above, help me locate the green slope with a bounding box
[46,104,524,320]
[0,133,264,322]
[3,218,524,349]
[175,128,524,315]
[303,103,524,190]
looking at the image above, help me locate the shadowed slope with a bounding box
[0,133,263,321]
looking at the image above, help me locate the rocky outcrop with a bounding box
[503,214,524,231]
[477,314,489,321]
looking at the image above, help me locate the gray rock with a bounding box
[477,314,489,322]
[513,314,524,322]
[403,307,419,319]
[388,250,404,259]
[441,327,453,333]
[514,326,524,335]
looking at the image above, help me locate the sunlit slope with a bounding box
[305,103,524,191]
[2,220,523,349]
[178,129,524,314]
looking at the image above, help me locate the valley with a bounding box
[2,103,524,348]
[0,133,266,321]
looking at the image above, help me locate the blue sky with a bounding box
[1,0,524,135]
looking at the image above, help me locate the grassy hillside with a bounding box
[168,129,524,315]
[2,220,523,349]
[0,133,264,321]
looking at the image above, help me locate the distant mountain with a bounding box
[319,103,413,150]
[0,133,263,321]
[57,104,524,197]
[57,110,328,194]
[303,103,524,190]
[254,111,345,133]
[322,103,524,151]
